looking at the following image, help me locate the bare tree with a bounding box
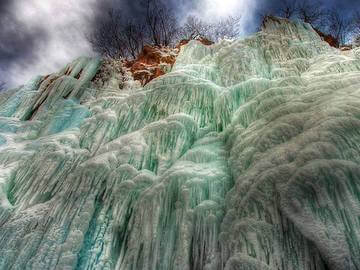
[279,0,298,19]
[88,9,128,59]
[88,0,179,59]
[354,11,360,31]
[212,16,241,40]
[352,11,360,45]
[260,0,355,46]
[178,16,212,40]
[297,0,327,27]
[257,0,298,25]
[326,8,354,46]
[122,21,146,59]
[178,15,241,42]
[143,0,179,46]
[273,0,299,19]
[260,0,327,29]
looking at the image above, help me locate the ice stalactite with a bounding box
[1,17,360,269]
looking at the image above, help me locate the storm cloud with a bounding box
[0,0,47,85]
[0,0,358,89]
[0,0,97,88]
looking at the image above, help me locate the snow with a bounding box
[1,17,360,270]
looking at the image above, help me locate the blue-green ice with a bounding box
[1,17,360,270]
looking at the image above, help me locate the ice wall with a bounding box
[1,17,360,270]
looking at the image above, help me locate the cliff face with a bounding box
[1,17,360,270]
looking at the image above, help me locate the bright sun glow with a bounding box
[204,0,239,18]
[193,0,256,34]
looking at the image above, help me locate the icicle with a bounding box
[1,17,360,270]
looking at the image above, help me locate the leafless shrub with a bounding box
[178,15,241,42]
[326,8,354,46]
[351,12,360,46]
[143,0,179,46]
[274,0,299,19]
[297,0,327,28]
[178,16,211,40]
[88,0,179,59]
[122,21,146,59]
[88,9,133,59]
[257,0,298,23]
[260,0,356,46]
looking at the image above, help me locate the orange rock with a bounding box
[126,39,213,86]
[314,29,339,48]
[197,37,214,46]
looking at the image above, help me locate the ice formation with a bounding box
[1,17,360,270]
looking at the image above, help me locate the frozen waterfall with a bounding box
[1,17,360,270]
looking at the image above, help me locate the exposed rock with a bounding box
[125,38,214,86]
[125,45,178,86]
[314,28,340,48]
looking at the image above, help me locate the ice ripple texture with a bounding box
[1,18,360,270]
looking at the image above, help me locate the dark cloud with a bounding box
[328,0,359,13]
[1,0,360,88]
[0,1,95,88]
[0,0,10,14]
[0,0,48,84]
[91,0,196,25]
[257,0,359,16]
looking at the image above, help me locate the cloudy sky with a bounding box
[0,0,356,88]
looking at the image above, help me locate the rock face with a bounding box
[1,17,360,270]
[124,38,214,87]
[125,45,179,86]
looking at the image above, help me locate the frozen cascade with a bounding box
[1,17,360,269]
